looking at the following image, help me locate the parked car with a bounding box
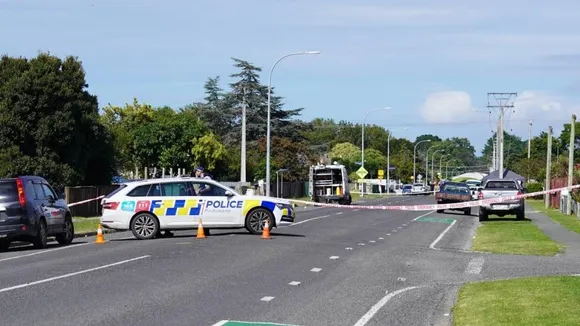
[0,176,74,250]
[478,178,525,221]
[435,181,473,215]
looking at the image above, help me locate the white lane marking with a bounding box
[398,227,402,229]
[330,256,339,260]
[353,209,360,212]
[288,281,301,286]
[465,257,485,274]
[0,255,150,294]
[311,268,322,272]
[369,240,376,243]
[353,286,421,326]
[387,233,391,236]
[0,243,90,263]
[429,220,457,250]
[345,247,353,250]
[378,237,384,240]
[412,210,436,221]
[260,296,275,302]
[336,212,343,215]
[358,243,365,246]
[286,215,330,227]
[212,320,229,326]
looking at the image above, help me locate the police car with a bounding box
[100,177,296,240]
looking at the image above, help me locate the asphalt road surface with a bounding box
[1,194,579,326]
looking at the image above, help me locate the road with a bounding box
[1,195,579,326]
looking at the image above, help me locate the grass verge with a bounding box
[453,276,580,326]
[73,217,100,234]
[528,199,580,235]
[471,218,562,256]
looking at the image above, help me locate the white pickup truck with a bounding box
[478,178,525,222]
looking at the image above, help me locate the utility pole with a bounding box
[492,136,497,171]
[240,88,247,183]
[487,93,517,179]
[528,120,532,182]
[566,114,576,215]
[545,126,552,209]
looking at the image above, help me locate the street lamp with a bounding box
[360,107,391,197]
[413,139,431,184]
[431,150,445,185]
[425,145,441,185]
[265,51,320,197]
[387,127,408,193]
[439,154,448,175]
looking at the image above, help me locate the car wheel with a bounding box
[478,209,488,222]
[516,205,525,220]
[33,219,48,249]
[437,209,444,213]
[56,217,75,245]
[0,240,10,251]
[245,208,273,235]
[131,213,159,240]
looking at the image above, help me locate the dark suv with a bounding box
[0,176,74,250]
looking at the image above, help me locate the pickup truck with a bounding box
[434,181,473,215]
[478,178,525,221]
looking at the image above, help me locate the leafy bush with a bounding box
[525,182,544,199]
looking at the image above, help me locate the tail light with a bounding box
[15,177,26,207]
[478,191,483,200]
[102,202,119,210]
[517,191,522,197]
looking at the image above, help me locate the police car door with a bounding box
[155,181,200,227]
[192,181,241,226]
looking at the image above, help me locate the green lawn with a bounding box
[453,276,580,326]
[472,219,562,256]
[528,199,580,235]
[73,217,101,234]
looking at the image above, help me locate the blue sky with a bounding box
[1,0,579,155]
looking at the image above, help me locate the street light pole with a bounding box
[360,107,391,197]
[266,51,320,197]
[413,139,431,184]
[425,145,441,185]
[439,155,447,175]
[431,150,444,186]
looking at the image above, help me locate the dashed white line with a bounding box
[311,268,322,272]
[329,256,340,260]
[353,209,360,212]
[0,255,150,293]
[378,237,384,240]
[288,281,301,286]
[429,220,457,250]
[260,296,275,302]
[369,240,376,243]
[353,286,421,326]
[345,247,353,250]
[398,227,402,229]
[358,243,365,246]
[0,243,90,263]
[465,257,485,274]
[336,212,344,215]
[386,233,391,236]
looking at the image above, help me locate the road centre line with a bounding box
[429,220,457,250]
[0,255,150,294]
[284,215,330,227]
[352,286,421,326]
[0,243,90,263]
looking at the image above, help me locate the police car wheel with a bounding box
[245,208,273,235]
[131,213,159,240]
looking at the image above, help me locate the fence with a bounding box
[549,178,568,209]
[65,185,120,217]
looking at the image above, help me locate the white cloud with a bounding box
[419,91,477,123]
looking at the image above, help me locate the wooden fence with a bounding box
[549,177,568,209]
[65,185,120,217]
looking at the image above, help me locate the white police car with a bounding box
[100,177,296,240]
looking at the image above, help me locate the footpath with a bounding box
[526,206,580,258]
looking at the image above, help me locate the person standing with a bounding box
[195,166,212,195]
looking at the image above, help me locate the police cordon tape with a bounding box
[64,184,580,212]
[68,195,105,207]
[287,184,580,211]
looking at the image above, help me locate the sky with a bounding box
[1,0,579,156]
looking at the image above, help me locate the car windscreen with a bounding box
[485,181,518,189]
[0,180,17,203]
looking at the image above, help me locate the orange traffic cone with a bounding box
[95,224,106,244]
[261,219,271,239]
[196,218,206,238]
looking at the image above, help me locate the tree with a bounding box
[559,120,580,163]
[0,53,115,189]
[191,132,228,171]
[362,148,387,178]
[253,136,313,182]
[131,107,207,171]
[100,98,155,172]
[482,132,526,169]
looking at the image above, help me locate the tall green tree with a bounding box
[0,53,115,189]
